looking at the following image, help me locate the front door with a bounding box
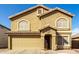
[44,34,52,50]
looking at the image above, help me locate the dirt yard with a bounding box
[0,49,79,54]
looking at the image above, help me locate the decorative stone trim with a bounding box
[55,17,69,29]
[17,19,30,31]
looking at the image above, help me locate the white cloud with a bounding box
[72,28,79,35]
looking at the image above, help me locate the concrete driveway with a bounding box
[0,49,79,54]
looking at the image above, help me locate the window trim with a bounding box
[57,35,70,46]
[55,17,69,29]
[17,19,30,31]
[37,8,43,15]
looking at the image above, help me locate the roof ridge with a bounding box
[9,4,50,19]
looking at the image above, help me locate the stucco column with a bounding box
[69,35,72,49]
[41,36,44,50]
[52,36,57,51]
[8,36,10,50]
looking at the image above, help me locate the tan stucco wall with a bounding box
[11,10,40,32]
[11,8,72,32]
[41,11,72,31]
[11,8,48,32]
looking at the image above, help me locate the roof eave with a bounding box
[0,24,10,30]
[6,31,41,36]
[9,5,50,19]
[40,7,74,17]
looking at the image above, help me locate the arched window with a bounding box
[56,18,68,28]
[18,20,29,31]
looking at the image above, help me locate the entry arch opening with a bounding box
[44,34,52,50]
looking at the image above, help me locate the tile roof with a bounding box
[9,4,50,19]
[72,33,79,39]
[6,31,40,35]
[40,7,74,17]
[0,24,10,30]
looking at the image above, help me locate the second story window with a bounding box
[56,18,69,28]
[18,20,29,31]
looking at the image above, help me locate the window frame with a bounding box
[18,20,30,31]
[57,36,69,46]
[56,17,69,29]
[37,8,43,15]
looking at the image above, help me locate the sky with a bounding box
[0,4,79,34]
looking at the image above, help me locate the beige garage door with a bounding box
[12,36,43,50]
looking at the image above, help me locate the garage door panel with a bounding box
[12,36,42,50]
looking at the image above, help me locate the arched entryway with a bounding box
[44,34,52,50]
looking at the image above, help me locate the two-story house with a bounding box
[7,5,74,50]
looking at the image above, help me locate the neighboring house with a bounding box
[0,24,10,48]
[72,34,79,49]
[7,5,74,50]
